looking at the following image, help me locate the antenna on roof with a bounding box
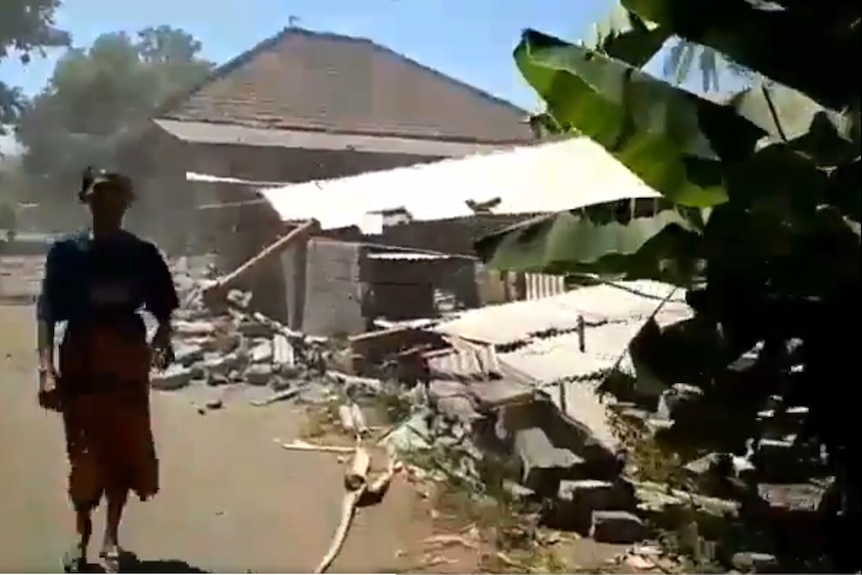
[288,15,301,27]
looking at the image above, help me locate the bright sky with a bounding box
[0,0,739,153]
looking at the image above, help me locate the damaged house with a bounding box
[118,25,533,256]
[227,136,662,335]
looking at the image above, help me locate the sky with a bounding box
[0,0,738,154]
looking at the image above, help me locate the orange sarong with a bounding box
[58,320,158,508]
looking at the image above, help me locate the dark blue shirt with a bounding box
[36,229,179,326]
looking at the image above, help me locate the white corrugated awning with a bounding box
[186,172,293,187]
[257,137,660,231]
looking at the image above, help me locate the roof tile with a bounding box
[160,28,533,144]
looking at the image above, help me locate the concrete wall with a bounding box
[290,239,367,337]
[280,238,481,337]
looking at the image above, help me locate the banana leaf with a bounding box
[729,81,860,167]
[620,0,861,110]
[515,29,765,208]
[475,199,705,283]
[588,3,669,67]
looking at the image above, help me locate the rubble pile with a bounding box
[159,259,828,567]
[381,375,647,544]
[151,258,331,393]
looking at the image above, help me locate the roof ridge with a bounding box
[153,25,528,125]
[152,25,302,121]
[364,39,528,117]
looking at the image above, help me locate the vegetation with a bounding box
[0,0,69,129]
[15,25,213,189]
[476,0,860,570]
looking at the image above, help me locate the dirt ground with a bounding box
[0,303,477,573]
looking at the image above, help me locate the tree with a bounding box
[0,0,70,128]
[477,1,860,569]
[15,26,213,183]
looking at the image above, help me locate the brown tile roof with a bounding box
[158,27,533,144]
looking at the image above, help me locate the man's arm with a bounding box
[142,242,180,331]
[36,243,62,372]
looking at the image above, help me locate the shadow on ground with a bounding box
[125,558,208,573]
[80,552,208,573]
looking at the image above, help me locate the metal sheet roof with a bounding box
[435,280,689,346]
[497,322,652,385]
[366,252,452,261]
[257,137,661,229]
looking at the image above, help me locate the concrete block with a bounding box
[151,365,194,391]
[590,510,647,544]
[514,427,585,496]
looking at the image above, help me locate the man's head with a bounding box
[79,167,135,223]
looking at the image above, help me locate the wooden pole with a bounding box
[202,218,320,308]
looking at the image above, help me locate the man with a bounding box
[36,167,178,573]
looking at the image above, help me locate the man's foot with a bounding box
[99,545,122,573]
[62,543,87,573]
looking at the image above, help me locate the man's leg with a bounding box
[64,407,101,573]
[99,488,129,573]
[102,487,129,553]
[63,500,97,573]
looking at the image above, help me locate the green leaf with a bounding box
[515,29,765,207]
[827,158,861,223]
[729,81,860,166]
[620,0,860,110]
[475,198,705,284]
[587,4,670,67]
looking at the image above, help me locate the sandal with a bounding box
[99,548,122,573]
[61,545,86,573]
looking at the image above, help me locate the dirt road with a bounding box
[0,304,421,573]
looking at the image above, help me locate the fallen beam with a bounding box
[202,219,320,308]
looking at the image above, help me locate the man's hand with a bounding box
[37,367,61,411]
[150,324,175,371]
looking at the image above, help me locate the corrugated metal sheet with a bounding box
[424,345,500,382]
[366,252,452,261]
[435,280,689,346]
[257,137,660,229]
[495,321,677,452]
[523,273,567,300]
[497,322,653,385]
[186,172,292,187]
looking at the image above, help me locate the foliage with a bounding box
[477,2,860,566]
[14,25,213,184]
[478,0,859,286]
[663,39,753,93]
[0,0,70,128]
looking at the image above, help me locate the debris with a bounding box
[150,365,195,391]
[589,510,647,544]
[731,551,779,573]
[338,404,357,433]
[350,402,368,435]
[315,484,365,574]
[205,399,223,410]
[201,219,320,311]
[316,444,371,574]
[366,445,397,498]
[513,427,583,495]
[344,446,371,491]
[278,440,355,455]
[250,386,305,407]
[422,534,478,551]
